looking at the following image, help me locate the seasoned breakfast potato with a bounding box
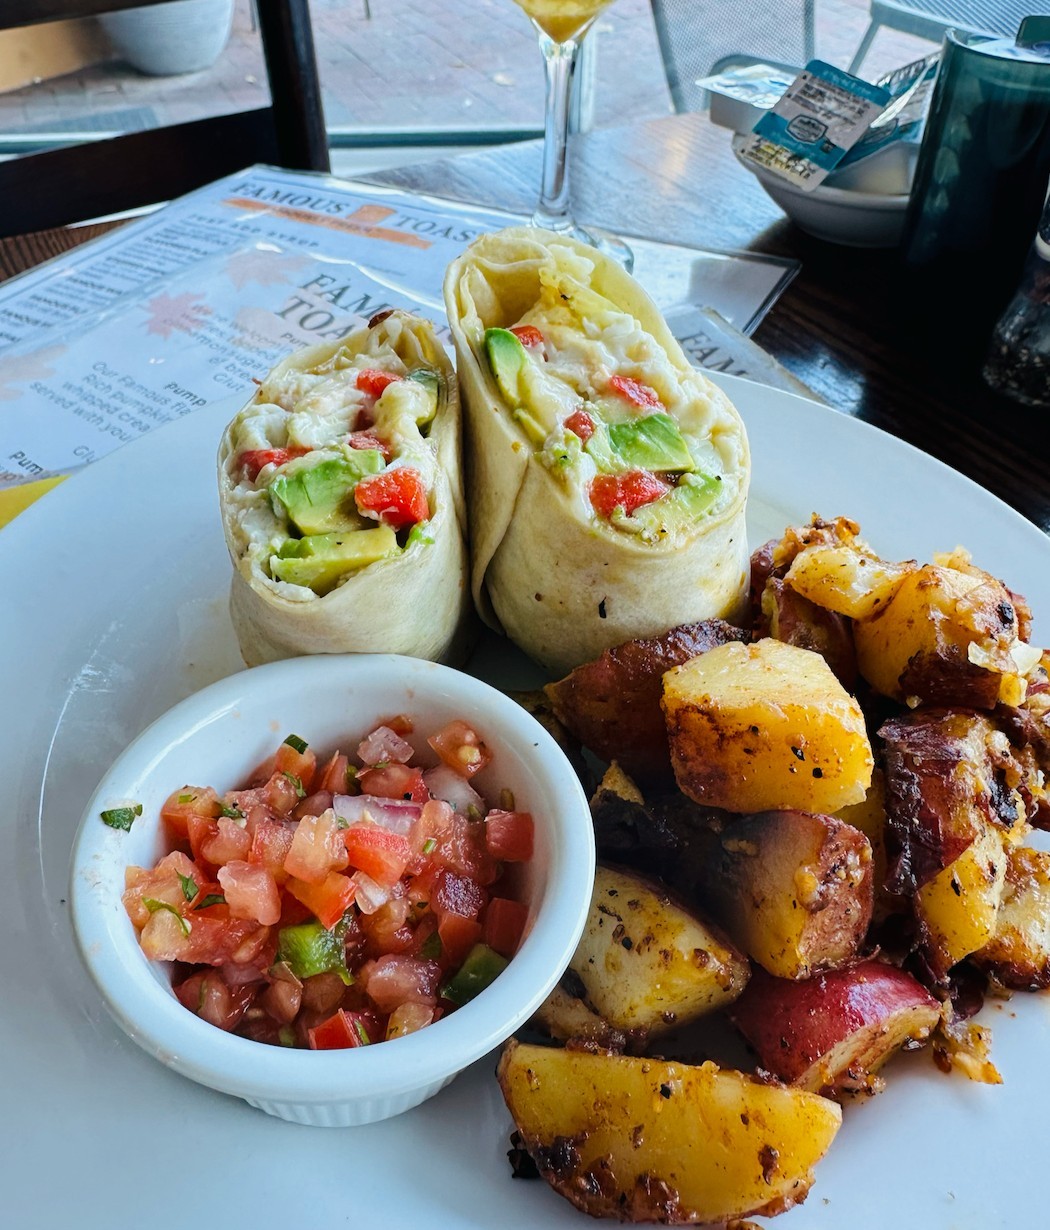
[663,638,873,814]
[879,709,1031,894]
[915,821,1008,981]
[544,620,750,783]
[833,769,896,919]
[564,865,749,1037]
[686,810,874,979]
[784,542,914,620]
[974,846,1050,990]
[853,562,1034,708]
[498,1041,842,1224]
[729,960,940,1096]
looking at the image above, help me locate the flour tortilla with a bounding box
[218,311,472,666]
[444,227,750,676]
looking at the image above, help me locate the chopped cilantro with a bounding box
[100,804,142,831]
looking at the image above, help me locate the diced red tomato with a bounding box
[274,739,317,794]
[262,770,303,817]
[427,719,491,779]
[122,851,201,929]
[608,374,663,409]
[362,954,441,1013]
[238,447,310,482]
[483,897,529,958]
[357,763,429,803]
[510,324,544,348]
[437,912,483,968]
[318,752,352,795]
[565,408,595,442]
[217,861,282,926]
[343,824,412,888]
[160,786,221,843]
[186,812,221,867]
[485,810,535,862]
[175,971,256,1032]
[431,812,498,884]
[248,815,295,883]
[355,468,430,530]
[285,870,356,930]
[348,431,391,461]
[355,368,402,399]
[200,816,251,867]
[284,810,347,885]
[432,868,487,921]
[589,470,669,519]
[360,896,414,956]
[294,791,333,821]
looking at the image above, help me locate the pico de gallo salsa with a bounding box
[120,718,534,1049]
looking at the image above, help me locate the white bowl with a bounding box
[70,654,595,1127]
[732,135,912,248]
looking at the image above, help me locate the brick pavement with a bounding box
[0,1,924,139]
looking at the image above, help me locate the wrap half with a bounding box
[218,310,471,666]
[444,227,750,675]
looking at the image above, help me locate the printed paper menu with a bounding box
[0,166,798,488]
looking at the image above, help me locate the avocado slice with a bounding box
[629,472,723,538]
[608,413,696,473]
[270,525,399,593]
[484,328,529,408]
[269,454,383,536]
[407,367,441,424]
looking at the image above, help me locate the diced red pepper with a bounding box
[355,468,430,530]
[347,431,392,461]
[484,810,534,862]
[564,408,595,442]
[237,447,310,482]
[510,324,545,348]
[343,824,413,888]
[285,870,356,930]
[482,897,529,958]
[608,374,663,409]
[355,369,402,399]
[589,470,669,519]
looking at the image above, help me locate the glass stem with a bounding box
[533,33,582,233]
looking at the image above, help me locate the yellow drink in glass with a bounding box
[513,0,612,45]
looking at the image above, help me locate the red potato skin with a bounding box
[729,960,940,1092]
[544,620,750,785]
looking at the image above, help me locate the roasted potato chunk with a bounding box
[915,821,1007,981]
[974,846,1050,990]
[686,810,873,979]
[567,866,749,1037]
[729,960,940,1096]
[784,543,914,620]
[663,638,873,815]
[854,562,1034,709]
[879,709,1031,894]
[544,620,749,784]
[498,1041,842,1224]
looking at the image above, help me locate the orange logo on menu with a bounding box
[222,197,432,249]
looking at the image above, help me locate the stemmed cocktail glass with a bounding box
[512,0,634,270]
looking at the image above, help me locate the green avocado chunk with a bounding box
[608,413,696,473]
[407,367,441,424]
[270,525,399,593]
[629,471,723,538]
[484,327,529,409]
[269,453,383,535]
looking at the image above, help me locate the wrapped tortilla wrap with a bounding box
[218,310,471,666]
[444,227,750,675]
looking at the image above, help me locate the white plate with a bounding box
[3,376,1047,1228]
